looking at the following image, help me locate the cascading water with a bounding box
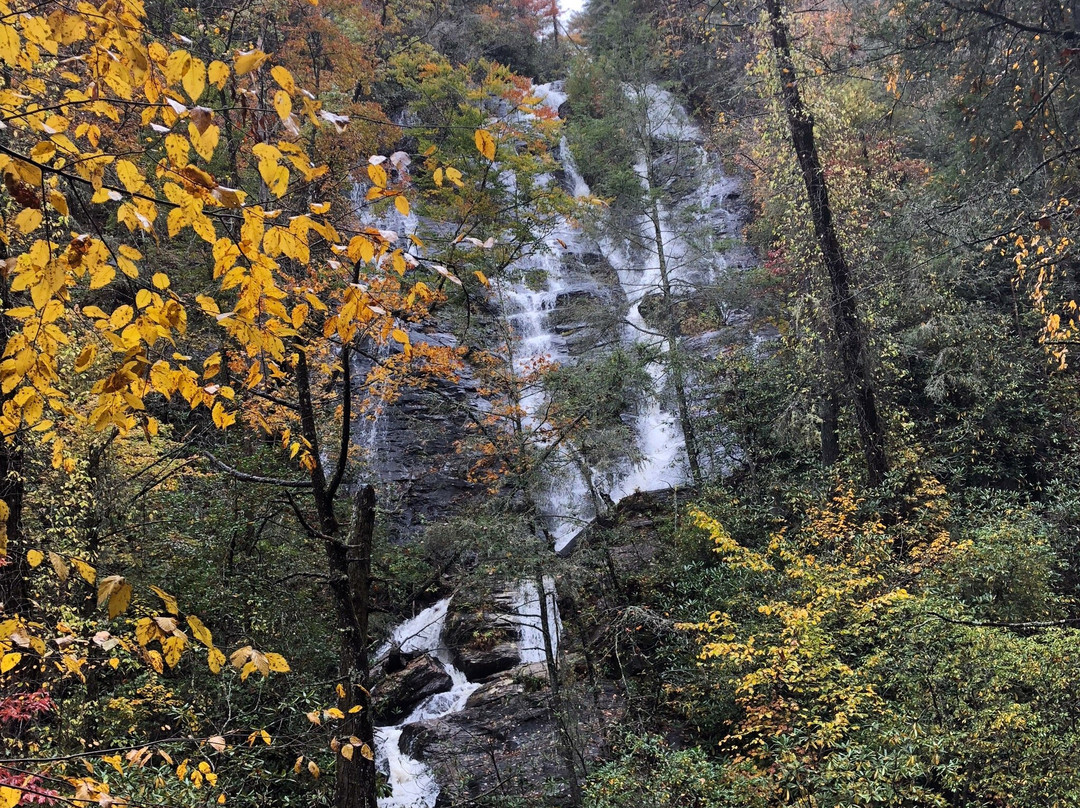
[603,83,742,496]
[374,599,480,808]
[495,83,601,553]
[510,577,561,664]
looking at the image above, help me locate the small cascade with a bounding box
[375,599,481,808]
[510,577,561,664]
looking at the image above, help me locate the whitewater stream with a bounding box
[373,80,744,807]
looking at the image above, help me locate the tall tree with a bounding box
[763,0,889,486]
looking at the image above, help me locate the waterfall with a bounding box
[495,82,600,554]
[370,79,747,806]
[375,599,481,808]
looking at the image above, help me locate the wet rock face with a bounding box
[398,665,623,808]
[352,331,490,540]
[372,653,453,725]
[453,642,521,680]
[442,594,525,681]
[548,252,629,358]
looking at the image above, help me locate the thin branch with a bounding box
[200,452,313,488]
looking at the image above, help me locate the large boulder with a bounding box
[453,642,521,680]
[373,654,452,725]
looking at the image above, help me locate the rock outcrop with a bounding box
[372,653,453,724]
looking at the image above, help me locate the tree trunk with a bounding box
[330,485,378,808]
[536,575,582,806]
[0,250,27,616]
[293,344,377,808]
[765,0,888,486]
[820,390,840,467]
[646,192,703,486]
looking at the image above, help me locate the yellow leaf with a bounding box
[271,65,296,94]
[367,162,387,188]
[183,57,207,102]
[74,343,96,372]
[115,159,144,193]
[165,49,192,84]
[265,652,290,673]
[1,652,21,673]
[152,272,171,290]
[0,25,20,69]
[340,744,354,761]
[27,549,44,568]
[233,49,268,76]
[305,711,321,725]
[433,167,443,187]
[358,743,374,761]
[97,575,132,618]
[15,208,43,234]
[307,759,320,778]
[347,236,375,264]
[110,305,134,330]
[474,129,496,161]
[211,401,236,429]
[208,646,225,674]
[260,729,271,745]
[71,557,95,584]
[394,195,410,216]
[474,270,489,286]
[324,707,344,720]
[165,133,190,168]
[0,786,20,808]
[273,90,292,122]
[48,190,69,216]
[391,328,410,346]
[163,634,186,667]
[187,615,214,647]
[207,60,229,88]
[150,585,179,614]
[445,166,463,187]
[110,583,133,618]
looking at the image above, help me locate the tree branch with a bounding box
[200,452,313,488]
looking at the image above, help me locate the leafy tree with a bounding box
[0,0,512,805]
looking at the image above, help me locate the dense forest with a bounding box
[3,0,1080,805]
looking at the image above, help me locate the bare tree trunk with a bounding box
[820,390,840,467]
[330,485,378,808]
[765,0,888,486]
[536,575,582,806]
[645,192,703,486]
[294,345,377,808]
